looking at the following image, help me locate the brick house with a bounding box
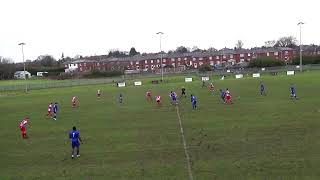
[64,47,295,73]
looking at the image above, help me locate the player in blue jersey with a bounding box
[52,102,58,120]
[191,94,197,109]
[170,91,177,105]
[260,82,266,96]
[290,84,298,99]
[69,126,82,159]
[220,89,226,103]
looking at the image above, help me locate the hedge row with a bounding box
[291,56,320,65]
[248,57,285,68]
[83,70,123,78]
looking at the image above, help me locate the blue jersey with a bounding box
[191,96,196,103]
[260,84,265,91]
[53,104,58,113]
[171,92,177,101]
[221,91,226,98]
[69,130,80,142]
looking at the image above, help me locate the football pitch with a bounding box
[1,72,320,179]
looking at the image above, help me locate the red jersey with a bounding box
[19,119,28,129]
[48,104,52,112]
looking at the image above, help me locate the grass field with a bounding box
[1,72,320,179]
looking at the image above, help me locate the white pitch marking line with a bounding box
[176,106,194,180]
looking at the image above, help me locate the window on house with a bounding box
[130,61,133,65]
[248,53,251,57]
[163,59,166,63]
[151,60,153,63]
[178,58,181,61]
[145,60,147,64]
[274,52,279,56]
[199,57,203,60]
[223,55,226,59]
[216,56,219,59]
[171,58,175,61]
[184,57,187,60]
[209,56,212,60]
[136,61,139,65]
[230,54,233,58]
[240,54,244,57]
[157,59,160,63]
[193,58,196,61]
[267,52,270,56]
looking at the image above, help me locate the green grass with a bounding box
[1,72,320,179]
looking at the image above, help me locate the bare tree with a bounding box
[191,46,202,52]
[264,40,276,47]
[35,55,57,67]
[275,36,298,48]
[0,57,16,79]
[207,47,218,52]
[236,40,244,49]
[175,46,189,54]
[129,47,140,56]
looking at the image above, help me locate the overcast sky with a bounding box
[0,0,319,62]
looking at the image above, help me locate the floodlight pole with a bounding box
[18,42,27,93]
[156,32,164,81]
[298,22,304,72]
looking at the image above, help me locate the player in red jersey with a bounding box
[225,88,232,104]
[156,95,161,106]
[146,91,152,101]
[72,96,77,108]
[47,103,53,117]
[97,89,101,98]
[19,117,29,139]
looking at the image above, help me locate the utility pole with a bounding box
[18,42,28,93]
[297,22,304,72]
[156,32,164,81]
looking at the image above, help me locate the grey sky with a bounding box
[0,0,319,62]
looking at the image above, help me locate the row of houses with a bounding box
[64,47,295,73]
